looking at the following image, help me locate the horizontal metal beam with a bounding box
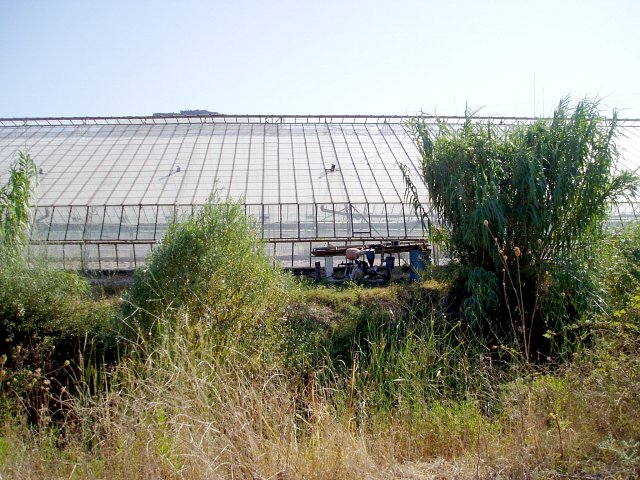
[4,114,634,129]
[30,239,157,246]
[312,240,431,257]
[0,114,412,127]
[29,235,427,246]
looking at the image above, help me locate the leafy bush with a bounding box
[404,98,639,359]
[0,150,114,357]
[0,251,116,424]
[0,152,115,422]
[0,255,114,348]
[596,221,640,309]
[123,200,293,360]
[0,152,115,354]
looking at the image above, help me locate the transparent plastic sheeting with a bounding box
[28,202,428,270]
[0,120,426,207]
[27,201,639,271]
[1,115,639,270]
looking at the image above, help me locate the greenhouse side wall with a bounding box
[28,201,432,271]
[29,202,639,271]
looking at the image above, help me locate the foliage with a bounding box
[2,269,640,478]
[0,151,37,251]
[407,99,637,268]
[0,251,116,420]
[0,151,113,357]
[293,281,493,417]
[123,200,294,360]
[0,255,112,347]
[596,221,640,310]
[404,98,639,358]
[0,153,116,422]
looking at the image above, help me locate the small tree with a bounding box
[404,98,639,359]
[123,200,293,359]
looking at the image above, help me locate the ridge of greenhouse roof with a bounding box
[2,114,407,127]
[4,113,639,128]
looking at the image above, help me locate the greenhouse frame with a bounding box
[0,114,639,271]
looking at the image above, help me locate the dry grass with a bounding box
[2,322,638,480]
[2,260,639,480]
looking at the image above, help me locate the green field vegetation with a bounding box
[1,101,640,479]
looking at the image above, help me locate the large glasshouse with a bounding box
[0,114,639,271]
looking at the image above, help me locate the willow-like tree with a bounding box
[403,98,639,359]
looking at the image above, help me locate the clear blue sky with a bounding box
[1,0,639,118]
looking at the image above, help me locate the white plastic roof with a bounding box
[2,114,639,208]
[0,115,427,207]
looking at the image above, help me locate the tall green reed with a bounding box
[0,151,37,251]
[402,98,639,359]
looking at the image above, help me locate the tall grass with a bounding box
[3,286,638,478]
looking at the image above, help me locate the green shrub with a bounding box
[0,149,114,373]
[0,150,116,422]
[0,255,113,347]
[596,221,640,310]
[404,98,639,359]
[0,252,116,422]
[122,200,293,361]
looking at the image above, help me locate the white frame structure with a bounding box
[1,114,638,270]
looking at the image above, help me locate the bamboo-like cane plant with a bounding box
[0,151,37,251]
[403,98,640,359]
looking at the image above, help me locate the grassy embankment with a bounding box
[1,207,639,479]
